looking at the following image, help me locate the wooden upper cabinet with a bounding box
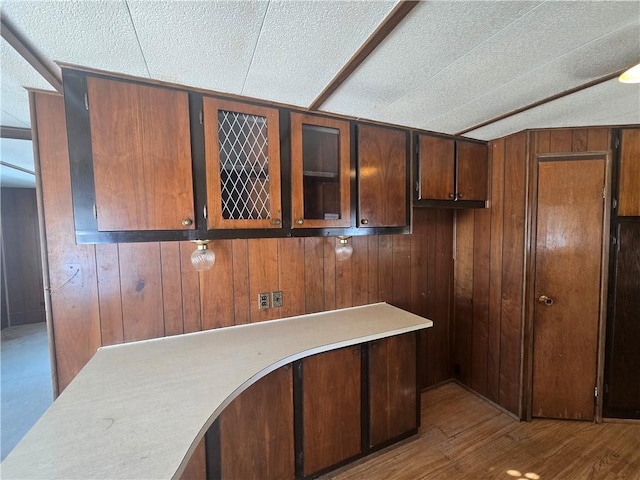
[357,125,408,228]
[417,133,488,204]
[302,347,361,477]
[419,135,455,200]
[618,128,640,216]
[203,97,282,229]
[291,113,351,228]
[456,140,488,201]
[87,77,195,231]
[369,333,417,447]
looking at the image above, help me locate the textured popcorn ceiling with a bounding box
[1,0,639,149]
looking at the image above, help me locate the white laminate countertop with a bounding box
[1,303,432,480]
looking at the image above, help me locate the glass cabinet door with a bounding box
[291,113,351,228]
[204,97,282,229]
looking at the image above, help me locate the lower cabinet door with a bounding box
[369,333,418,447]
[302,346,362,477]
[219,365,295,480]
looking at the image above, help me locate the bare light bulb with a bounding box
[335,236,353,261]
[619,63,640,83]
[191,241,215,272]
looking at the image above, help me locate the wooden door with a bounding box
[357,125,408,228]
[618,128,640,216]
[219,366,294,480]
[302,346,361,476]
[290,113,351,228]
[203,97,282,230]
[456,141,488,201]
[87,77,195,231]
[532,157,606,420]
[418,134,454,200]
[369,333,417,447]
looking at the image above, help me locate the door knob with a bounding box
[538,295,554,306]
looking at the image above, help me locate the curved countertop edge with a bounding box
[2,303,433,480]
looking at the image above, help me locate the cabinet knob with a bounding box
[296,219,304,225]
[181,218,193,226]
[361,219,369,225]
[448,193,455,199]
[457,193,464,199]
[272,218,281,225]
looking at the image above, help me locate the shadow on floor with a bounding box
[1,322,53,460]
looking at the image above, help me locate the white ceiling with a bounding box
[0,0,639,188]
[0,137,36,188]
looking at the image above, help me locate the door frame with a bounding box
[522,151,612,422]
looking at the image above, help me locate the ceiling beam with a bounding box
[308,0,419,111]
[455,68,629,136]
[1,13,62,93]
[1,125,31,140]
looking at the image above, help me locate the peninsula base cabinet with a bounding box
[205,333,420,480]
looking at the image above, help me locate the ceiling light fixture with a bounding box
[191,240,215,272]
[619,63,640,83]
[335,236,353,261]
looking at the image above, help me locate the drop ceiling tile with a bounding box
[127,0,269,94]
[1,0,148,77]
[376,1,639,133]
[464,79,640,141]
[1,39,53,128]
[242,0,397,106]
[322,0,544,119]
[429,21,640,134]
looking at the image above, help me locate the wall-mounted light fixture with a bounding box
[191,240,215,272]
[619,63,640,83]
[335,236,353,261]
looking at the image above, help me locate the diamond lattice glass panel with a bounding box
[218,110,271,220]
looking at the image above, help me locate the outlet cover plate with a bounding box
[272,291,283,308]
[258,292,270,310]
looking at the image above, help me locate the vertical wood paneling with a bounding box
[231,239,250,325]
[433,210,454,385]
[200,240,234,330]
[454,210,474,385]
[33,92,101,392]
[179,242,201,333]
[119,243,164,342]
[278,238,305,317]
[323,238,337,311]
[367,236,380,304]
[249,238,279,322]
[179,439,206,480]
[392,235,411,311]
[95,244,123,345]
[160,242,184,336]
[304,237,324,313]
[549,129,572,153]
[351,236,369,306]
[335,238,354,309]
[471,208,491,395]
[587,128,610,151]
[378,236,394,303]
[572,128,589,152]
[536,130,551,154]
[499,132,527,415]
[487,139,505,403]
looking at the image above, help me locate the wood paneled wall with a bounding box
[1,187,46,327]
[453,127,611,417]
[32,91,454,394]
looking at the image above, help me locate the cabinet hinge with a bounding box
[614,136,620,149]
[92,203,97,219]
[84,92,89,111]
[603,187,606,199]
[612,198,617,209]
[199,110,203,125]
[594,386,598,398]
[203,205,208,220]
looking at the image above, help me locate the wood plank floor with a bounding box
[323,382,640,480]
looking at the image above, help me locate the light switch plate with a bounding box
[258,292,270,310]
[272,291,283,308]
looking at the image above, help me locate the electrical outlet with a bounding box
[258,292,270,310]
[272,291,283,308]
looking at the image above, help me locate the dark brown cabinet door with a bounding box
[419,134,455,200]
[302,347,361,476]
[87,77,195,231]
[203,98,282,230]
[357,125,408,227]
[456,141,488,201]
[618,128,640,216]
[219,366,294,480]
[291,113,351,229]
[369,333,417,447]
